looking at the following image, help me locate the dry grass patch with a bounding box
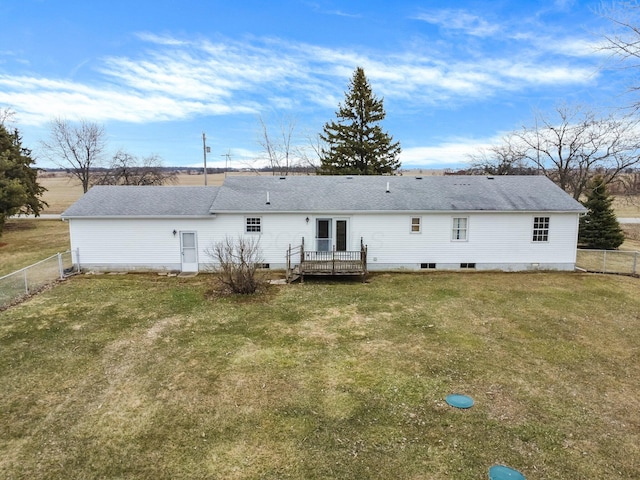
[612,194,640,217]
[1,272,639,479]
[0,220,70,276]
[621,224,640,251]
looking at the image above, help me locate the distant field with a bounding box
[0,220,69,277]
[612,195,640,218]
[621,224,640,251]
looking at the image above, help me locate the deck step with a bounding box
[286,273,301,284]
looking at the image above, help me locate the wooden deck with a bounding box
[286,239,367,283]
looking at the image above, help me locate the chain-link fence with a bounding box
[576,249,639,276]
[0,250,78,309]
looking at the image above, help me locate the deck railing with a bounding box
[286,238,367,282]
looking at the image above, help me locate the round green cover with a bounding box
[445,394,474,409]
[488,465,525,479]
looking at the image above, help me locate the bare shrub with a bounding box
[206,236,264,294]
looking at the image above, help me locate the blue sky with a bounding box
[0,0,633,170]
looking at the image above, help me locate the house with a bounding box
[61,174,586,275]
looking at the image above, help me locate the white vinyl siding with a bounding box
[67,218,213,271]
[67,211,580,272]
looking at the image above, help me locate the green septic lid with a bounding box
[445,394,474,409]
[488,465,525,480]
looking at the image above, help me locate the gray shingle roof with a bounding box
[61,175,585,218]
[61,186,220,217]
[209,175,586,213]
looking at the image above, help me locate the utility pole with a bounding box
[222,150,231,178]
[202,132,210,186]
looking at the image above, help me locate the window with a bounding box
[460,263,476,269]
[246,217,261,233]
[411,217,421,233]
[533,216,549,242]
[452,217,468,241]
[420,263,436,269]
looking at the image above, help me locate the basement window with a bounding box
[460,263,476,269]
[420,263,436,269]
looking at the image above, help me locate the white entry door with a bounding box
[180,231,199,272]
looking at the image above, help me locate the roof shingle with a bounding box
[61,175,585,218]
[209,175,585,213]
[61,186,220,217]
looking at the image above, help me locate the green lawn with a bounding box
[1,272,639,479]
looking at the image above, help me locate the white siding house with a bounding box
[61,175,586,273]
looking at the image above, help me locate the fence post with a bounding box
[634,252,638,276]
[603,250,607,274]
[24,269,29,295]
[58,252,64,279]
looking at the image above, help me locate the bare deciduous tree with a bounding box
[206,236,264,294]
[258,115,297,175]
[40,118,106,193]
[93,150,178,186]
[0,107,16,127]
[601,1,640,111]
[468,134,533,175]
[297,131,324,172]
[472,104,640,199]
[520,105,640,199]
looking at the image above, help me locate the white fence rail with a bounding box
[576,249,639,276]
[0,250,78,309]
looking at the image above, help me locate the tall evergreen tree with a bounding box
[0,125,47,235]
[318,67,401,175]
[578,175,625,249]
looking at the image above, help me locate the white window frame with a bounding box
[532,216,550,242]
[245,217,262,233]
[451,217,468,241]
[410,216,422,233]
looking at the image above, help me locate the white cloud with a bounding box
[135,32,189,46]
[0,74,256,126]
[414,10,501,37]
[0,28,604,127]
[400,138,495,167]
